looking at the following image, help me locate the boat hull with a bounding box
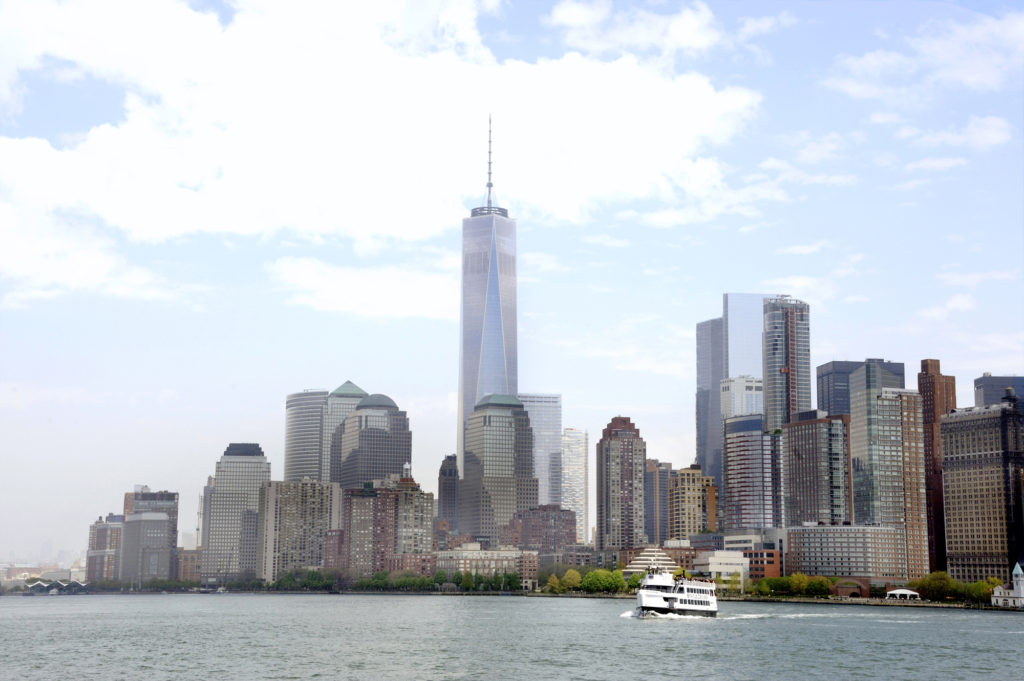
[639,605,716,617]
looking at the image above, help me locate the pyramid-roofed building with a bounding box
[622,546,680,577]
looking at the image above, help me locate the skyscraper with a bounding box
[561,427,589,544]
[762,295,811,433]
[437,454,459,531]
[696,293,776,488]
[256,480,343,583]
[667,464,716,540]
[974,373,1024,407]
[337,393,412,490]
[942,390,1023,583]
[200,443,271,585]
[517,393,562,506]
[86,513,123,582]
[596,416,647,552]
[817,359,904,417]
[722,413,779,530]
[458,125,517,467]
[720,375,764,420]
[644,459,672,546]
[123,486,179,578]
[850,363,928,580]
[918,359,956,572]
[284,381,368,483]
[459,394,537,546]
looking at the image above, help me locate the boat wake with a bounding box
[624,609,708,620]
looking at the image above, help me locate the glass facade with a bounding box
[517,393,562,506]
[817,359,904,417]
[337,394,412,490]
[695,317,724,488]
[724,293,773,380]
[458,209,518,471]
[284,390,328,481]
[722,414,779,531]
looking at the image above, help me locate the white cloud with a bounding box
[759,158,857,185]
[914,115,1012,148]
[265,257,458,320]
[905,157,967,172]
[547,0,722,57]
[520,251,569,276]
[737,12,797,42]
[917,293,976,321]
[936,270,1018,288]
[582,234,629,248]
[869,112,903,125]
[0,0,763,305]
[891,178,930,191]
[823,11,1024,102]
[776,240,829,255]
[796,132,845,164]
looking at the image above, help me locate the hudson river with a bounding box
[1,594,1018,680]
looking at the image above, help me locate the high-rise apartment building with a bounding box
[942,390,1023,584]
[722,414,780,530]
[256,480,343,583]
[696,293,776,488]
[337,394,412,490]
[974,373,1024,407]
[596,417,647,551]
[518,394,562,506]
[459,395,536,546]
[561,427,589,544]
[850,363,928,580]
[437,454,459,531]
[782,411,851,526]
[762,296,811,433]
[817,359,904,417]
[667,464,716,540]
[200,443,271,585]
[644,459,672,546]
[720,375,764,420]
[918,359,956,572]
[458,130,517,464]
[284,381,368,483]
[86,513,123,582]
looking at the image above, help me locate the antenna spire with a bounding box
[487,115,493,208]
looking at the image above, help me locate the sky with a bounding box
[1,0,1021,565]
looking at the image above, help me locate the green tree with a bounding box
[433,570,449,586]
[545,574,562,594]
[489,573,503,591]
[908,571,959,601]
[460,572,474,590]
[581,569,611,593]
[627,572,642,590]
[561,569,582,591]
[611,569,627,593]
[789,572,809,595]
[452,571,463,587]
[805,577,831,597]
[727,571,741,593]
[504,572,521,591]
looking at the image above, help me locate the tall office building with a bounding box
[975,373,1024,407]
[667,464,715,540]
[518,394,562,506]
[722,413,779,530]
[696,293,776,488]
[459,395,537,546]
[918,359,956,572]
[644,459,672,546]
[817,359,904,417]
[337,394,412,490]
[284,381,367,483]
[200,443,271,585]
[942,390,1024,583]
[256,480,343,583]
[596,417,647,552]
[86,513,123,582]
[781,411,851,527]
[561,427,589,544]
[720,375,764,420]
[696,317,725,488]
[762,296,811,433]
[850,363,928,580]
[437,454,459,530]
[458,126,517,466]
[123,486,179,578]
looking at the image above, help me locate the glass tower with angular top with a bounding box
[458,124,517,471]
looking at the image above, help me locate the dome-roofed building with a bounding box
[337,393,412,490]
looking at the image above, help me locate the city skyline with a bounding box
[1,1,1022,561]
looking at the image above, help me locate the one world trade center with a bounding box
[457,123,517,473]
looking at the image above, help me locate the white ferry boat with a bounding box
[635,570,717,617]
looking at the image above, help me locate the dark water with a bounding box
[1,594,1019,680]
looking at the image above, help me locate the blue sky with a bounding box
[1,0,1021,563]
